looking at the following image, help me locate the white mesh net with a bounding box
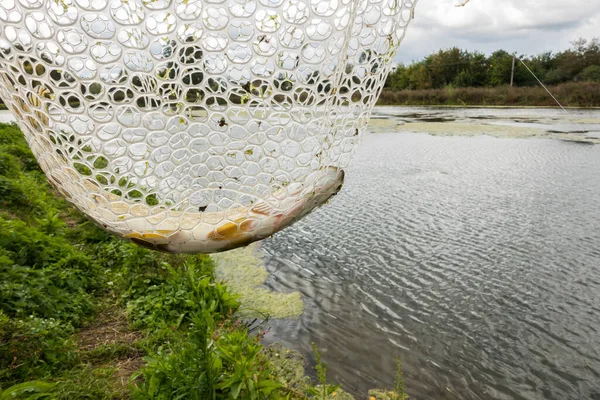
[0,0,416,253]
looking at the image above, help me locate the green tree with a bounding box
[553,38,600,81]
[452,52,489,87]
[488,50,513,86]
[579,65,600,82]
[424,47,472,88]
[381,37,599,92]
[410,64,432,89]
[385,64,411,90]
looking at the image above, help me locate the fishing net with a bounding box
[0,0,416,253]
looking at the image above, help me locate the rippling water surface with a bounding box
[260,109,600,399]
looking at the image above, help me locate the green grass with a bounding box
[80,343,142,365]
[46,366,122,400]
[0,121,357,399]
[0,122,247,397]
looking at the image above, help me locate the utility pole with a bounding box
[510,55,516,87]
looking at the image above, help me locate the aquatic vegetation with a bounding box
[261,344,310,397]
[401,121,544,138]
[393,358,408,400]
[367,114,600,144]
[213,245,304,319]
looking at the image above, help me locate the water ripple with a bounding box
[260,114,600,399]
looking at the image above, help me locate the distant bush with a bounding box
[377,82,600,107]
[579,65,600,83]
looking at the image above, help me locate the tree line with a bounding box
[385,38,600,91]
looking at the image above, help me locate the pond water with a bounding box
[2,106,600,399]
[260,107,600,399]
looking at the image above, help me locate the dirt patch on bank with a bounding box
[77,307,146,392]
[78,308,142,351]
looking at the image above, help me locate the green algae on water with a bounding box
[367,118,600,144]
[213,244,304,318]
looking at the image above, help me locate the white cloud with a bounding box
[395,0,600,63]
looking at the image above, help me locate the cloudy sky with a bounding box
[395,0,600,63]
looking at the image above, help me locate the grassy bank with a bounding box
[0,122,408,399]
[377,82,600,107]
[0,121,322,398]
